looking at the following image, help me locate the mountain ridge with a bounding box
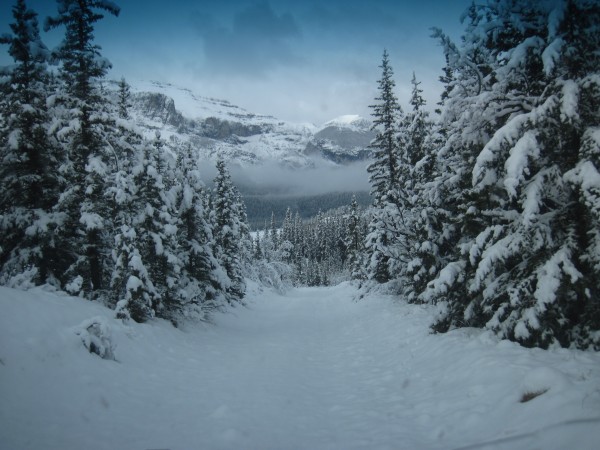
[117,80,375,168]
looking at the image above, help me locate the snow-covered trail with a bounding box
[1,283,600,450]
[200,285,425,449]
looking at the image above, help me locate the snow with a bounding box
[504,130,539,198]
[64,275,83,294]
[130,80,278,125]
[79,212,104,231]
[560,80,579,123]
[547,2,567,39]
[499,36,544,72]
[565,160,600,191]
[534,247,582,308]
[1,283,600,450]
[320,115,371,132]
[423,261,466,300]
[541,38,564,76]
[7,129,20,150]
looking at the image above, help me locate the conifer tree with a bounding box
[424,0,600,349]
[213,159,246,302]
[111,138,183,322]
[175,145,223,313]
[403,73,432,170]
[399,73,440,301]
[364,50,404,284]
[44,0,120,296]
[0,0,60,284]
[345,196,365,280]
[367,50,402,206]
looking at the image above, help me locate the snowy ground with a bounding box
[1,283,599,450]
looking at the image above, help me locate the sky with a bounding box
[0,0,472,125]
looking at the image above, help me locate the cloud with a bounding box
[192,2,302,77]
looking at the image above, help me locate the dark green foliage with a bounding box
[364,50,404,284]
[0,0,61,285]
[42,0,121,297]
[213,159,249,302]
[367,50,402,207]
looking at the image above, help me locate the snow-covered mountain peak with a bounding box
[129,80,278,125]
[320,114,372,132]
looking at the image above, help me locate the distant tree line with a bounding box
[356,0,599,350]
[0,0,251,324]
[243,190,371,230]
[252,197,368,287]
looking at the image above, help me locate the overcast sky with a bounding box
[0,0,472,125]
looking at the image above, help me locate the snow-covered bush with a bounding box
[73,316,115,360]
[244,260,293,294]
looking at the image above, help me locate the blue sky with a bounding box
[0,0,472,124]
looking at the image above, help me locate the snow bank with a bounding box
[1,284,599,450]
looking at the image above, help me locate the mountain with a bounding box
[305,115,375,164]
[121,80,374,169]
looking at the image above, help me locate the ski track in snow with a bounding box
[1,283,599,450]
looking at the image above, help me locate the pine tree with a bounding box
[364,50,405,284]
[117,77,131,120]
[175,145,223,314]
[367,50,402,207]
[399,73,439,301]
[345,196,365,280]
[425,0,600,349]
[403,73,432,170]
[0,0,61,285]
[44,0,121,296]
[111,139,182,322]
[280,207,295,263]
[45,0,120,105]
[213,159,246,302]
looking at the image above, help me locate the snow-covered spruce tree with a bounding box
[175,145,224,315]
[345,195,366,280]
[279,207,295,263]
[399,73,443,302]
[425,0,600,349]
[403,73,433,170]
[212,159,248,303]
[269,211,279,253]
[233,187,253,272]
[364,50,406,284]
[108,81,156,323]
[111,137,182,323]
[44,0,120,297]
[0,0,62,285]
[420,1,534,322]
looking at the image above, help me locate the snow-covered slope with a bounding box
[119,80,373,168]
[307,114,375,163]
[1,284,599,450]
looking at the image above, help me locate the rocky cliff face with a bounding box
[132,92,185,129]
